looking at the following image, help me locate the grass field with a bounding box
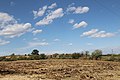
[0,59,120,80]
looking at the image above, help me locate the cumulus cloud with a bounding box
[81,29,115,38]
[32,29,42,35]
[73,21,88,29]
[0,12,32,38]
[67,4,89,14]
[36,8,64,26]
[81,29,98,36]
[0,12,16,29]
[74,7,89,14]
[0,39,10,46]
[33,5,47,19]
[48,3,57,9]
[91,31,115,38]
[68,19,74,24]
[0,23,32,38]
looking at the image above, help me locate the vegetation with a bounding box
[0,49,120,62]
[31,49,39,55]
[91,50,102,60]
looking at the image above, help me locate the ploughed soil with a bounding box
[0,59,120,80]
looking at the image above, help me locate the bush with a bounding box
[0,56,6,61]
[91,50,102,60]
[29,55,41,60]
[28,54,47,60]
[18,56,28,60]
[40,54,47,59]
[71,53,81,59]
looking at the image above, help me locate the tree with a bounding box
[85,51,89,59]
[71,53,81,59]
[40,54,46,59]
[11,53,15,56]
[31,49,39,55]
[92,50,102,60]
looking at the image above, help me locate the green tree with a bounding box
[31,49,39,55]
[40,54,46,59]
[92,50,102,60]
[71,53,81,59]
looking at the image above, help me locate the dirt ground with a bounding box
[0,59,120,80]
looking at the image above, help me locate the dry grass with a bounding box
[0,59,120,80]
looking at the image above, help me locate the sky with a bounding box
[0,0,120,55]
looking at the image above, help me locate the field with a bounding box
[0,59,120,80]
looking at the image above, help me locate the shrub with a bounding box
[18,56,28,60]
[91,50,102,60]
[0,56,6,61]
[40,54,47,59]
[29,55,41,60]
[71,53,81,59]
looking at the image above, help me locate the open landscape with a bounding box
[0,0,120,80]
[0,59,120,80]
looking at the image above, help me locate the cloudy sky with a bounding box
[0,0,120,55]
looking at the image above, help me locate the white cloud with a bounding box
[36,8,64,26]
[81,29,98,36]
[67,5,89,14]
[73,21,88,29]
[48,3,57,9]
[0,23,32,38]
[91,31,115,38]
[0,39,10,46]
[0,12,16,29]
[74,7,89,14]
[68,19,74,24]
[67,6,76,12]
[33,5,47,19]
[0,12,32,38]
[81,29,115,38]
[32,29,42,35]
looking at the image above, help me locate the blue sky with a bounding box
[0,0,120,55]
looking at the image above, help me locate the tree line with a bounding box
[0,49,120,61]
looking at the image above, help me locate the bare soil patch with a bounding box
[0,59,120,80]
